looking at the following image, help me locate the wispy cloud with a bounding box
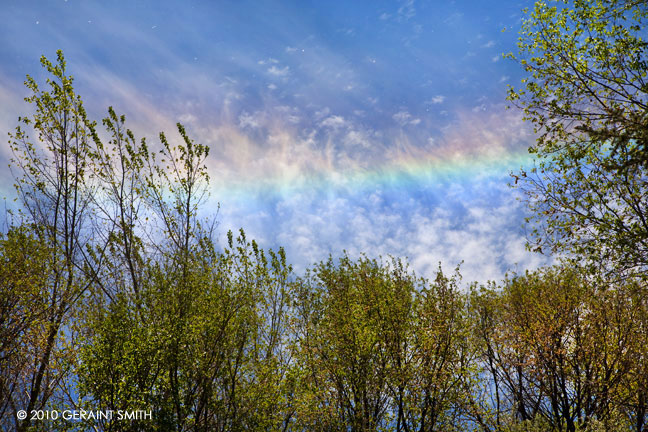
[217,172,547,284]
[239,111,263,129]
[428,95,446,104]
[258,58,279,65]
[320,115,349,130]
[1,0,542,283]
[267,65,290,77]
[397,0,416,21]
[2,55,540,282]
[393,110,421,126]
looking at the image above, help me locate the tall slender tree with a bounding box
[5,51,98,432]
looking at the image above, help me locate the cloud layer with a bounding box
[0,0,547,283]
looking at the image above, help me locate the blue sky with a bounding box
[0,0,549,283]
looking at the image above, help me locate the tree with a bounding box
[5,51,97,432]
[291,255,401,431]
[402,267,474,431]
[291,255,473,431]
[469,265,646,432]
[0,227,52,428]
[508,0,648,275]
[3,50,301,432]
[78,230,296,431]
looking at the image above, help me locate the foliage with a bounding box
[470,265,647,432]
[4,51,94,432]
[0,227,52,426]
[507,0,648,274]
[291,256,474,431]
[78,231,294,431]
[3,45,648,432]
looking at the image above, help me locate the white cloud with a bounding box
[268,65,290,77]
[314,107,331,120]
[0,1,552,289]
[397,0,416,21]
[216,173,548,286]
[482,40,495,48]
[443,12,464,25]
[178,113,197,124]
[393,110,421,126]
[428,95,445,104]
[343,129,372,149]
[238,111,262,129]
[320,115,348,130]
[258,58,279,65]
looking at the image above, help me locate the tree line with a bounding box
[1,0,647,430]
